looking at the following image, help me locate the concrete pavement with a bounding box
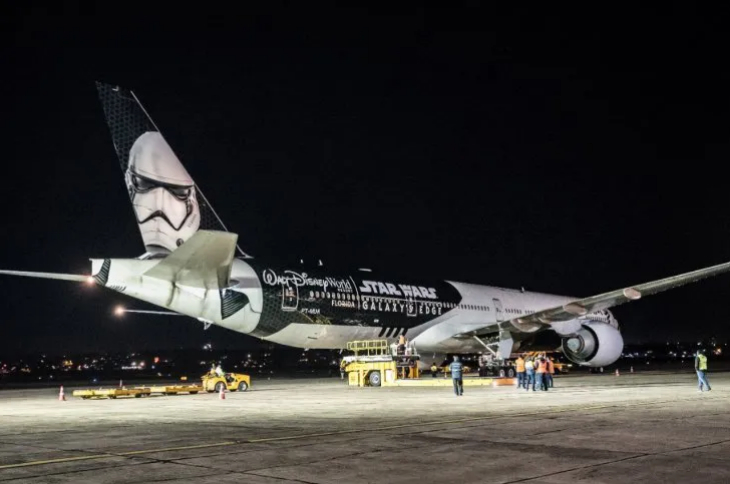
[0,371,728,483]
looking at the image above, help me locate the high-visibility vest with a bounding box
[536,361,547,373]
[697,354,708,370]
[515,358,525,372]
[547,359,554,374]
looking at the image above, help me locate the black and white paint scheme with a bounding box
[125,131,201,254]
[3,81,730,371]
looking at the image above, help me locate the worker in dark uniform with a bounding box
[695,349,711,392]
[545,355,555,389]
[450,356,464,396]
[397,334,406,355]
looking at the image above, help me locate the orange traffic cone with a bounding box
[219,385,226,400]
[615,369,620,376]
[58,386,66,401]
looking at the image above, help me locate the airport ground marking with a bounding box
[0,442,238,470]
[0,394,724,470]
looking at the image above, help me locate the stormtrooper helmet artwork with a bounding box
[125,131,200,253]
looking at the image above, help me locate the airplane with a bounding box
[2,81,729,382]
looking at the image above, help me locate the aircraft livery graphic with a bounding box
[2,81,730,373]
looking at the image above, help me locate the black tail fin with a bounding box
[95,81,250,258]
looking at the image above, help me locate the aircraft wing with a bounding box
[0,270,90,282]
[473,259,730,336]
[142,230,238,289]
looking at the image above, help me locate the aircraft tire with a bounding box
[368,371,381,387]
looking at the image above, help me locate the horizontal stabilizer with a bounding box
[0,269,90,282]
[142,230,238,289]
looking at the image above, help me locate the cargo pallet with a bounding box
[72,387,152,399]
[138,385,203,395]
[72,384,204,399]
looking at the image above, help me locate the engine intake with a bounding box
[561,321,623,367]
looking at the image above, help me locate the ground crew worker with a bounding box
[515,354,526,389]
[535,357,548,391]
[339,358,347,381]
[215,363,224,377]
[397,334,406,355]
[695,349,711,392]
[545,356,555,389]
[430,362,438,378]
[524,357,535,391]
[450,356,464,396]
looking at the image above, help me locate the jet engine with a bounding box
[561,321,623,367]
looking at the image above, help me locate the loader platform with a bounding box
[391,377,517,387]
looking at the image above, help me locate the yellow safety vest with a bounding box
[697,354,708,370]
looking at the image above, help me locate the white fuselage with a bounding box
[93,257,617,359]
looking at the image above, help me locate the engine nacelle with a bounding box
[561,321,623,367]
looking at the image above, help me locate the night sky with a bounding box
[2,5,729,356]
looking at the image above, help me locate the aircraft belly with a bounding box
[411,314,494,352]
[263,324,385,349]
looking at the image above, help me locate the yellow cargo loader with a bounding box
[343,340,420,387]
[342,340,518,388]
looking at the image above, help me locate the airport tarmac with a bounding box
[0,371,728,483]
